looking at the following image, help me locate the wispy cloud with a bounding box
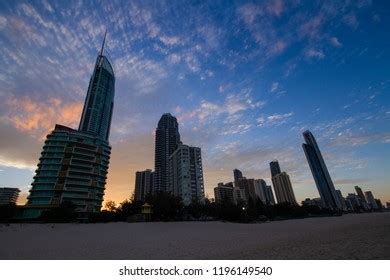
[257,112,294,127]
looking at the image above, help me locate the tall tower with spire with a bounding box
[79,31,115,141]
[23,33,115,221]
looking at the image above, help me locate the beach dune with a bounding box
[1,212,389,259]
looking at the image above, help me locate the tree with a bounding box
[104,200,117,212]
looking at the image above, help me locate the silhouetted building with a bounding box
[386,202,390,209]
[24,34,114,220]
[254,179,267,204]
[252,179,275,205]
[355,186,366,203]
[364,191,378,210]
[233,169,243,187]
[233,187,247,204]
[134,169,154,201]
[214,183,234,204]
[270,161,281,177]
[154,113,181,193]
[375,199,383,210]
[272,172,297,205]
[169,144,204,205]
[335,189,348,211]
[0,187,20,205]
[345,193,362,211]
[264,185,276,205]
[302,197,325,208]
[302,130,341,210]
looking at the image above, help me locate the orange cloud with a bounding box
[4,96,82,138]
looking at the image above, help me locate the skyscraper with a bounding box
[134,169,154,201]
[355,186,366,203]
[79,32,115,141]
[302,130,341,210]
[169,144,204,205]
[154,113,181,193]
[23,34,115,220]
[269,161,281,177]
[233,169,243,187]
[364,191,378,210]
[272,172,297,205]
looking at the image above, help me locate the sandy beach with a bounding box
[1,212,389,259]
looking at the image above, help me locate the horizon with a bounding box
[0,0,389,206]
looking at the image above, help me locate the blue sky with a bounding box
[0,0,389,205]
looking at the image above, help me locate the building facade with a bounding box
[134,169,154,201]
[233,169,243,187]
[23,35,115,220]
[272,172,297,205]
[364,191,378,210]
[214,183,234,204]
[169,144,204,205]
[302,130,341,210]
[0,188,20,205]
[24,125,111,219]
[154,113,181,193]
[79,33,115,141]
[269,161,281,177]
[335,189,348,211]
[355,186,367,203]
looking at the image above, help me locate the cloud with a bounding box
[2,96,82,138]
[266,0,284,17]
[270,82,279,93]
[330,37,342,47]
[332,132,390,146]
[159,35,181,46]
[257,112,294,127]
[167,53,181,64]
[304,48,325,60]
[342,13,359,29]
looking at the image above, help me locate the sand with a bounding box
[1,212,389,259]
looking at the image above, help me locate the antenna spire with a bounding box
[100,30,107,56]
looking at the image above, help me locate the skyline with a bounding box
[0,1,389,205]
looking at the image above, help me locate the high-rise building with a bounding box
[269,161,281,177]
[79,33,115,141]
[364,191,378,210]
[23,34,115,220]
[272,172,297,205]
[302,130,341,210]
[253,179,267,204]
[264,185,276,205]
[154,113,181,193]
[169,144,204,205]
[345,193,362,211]
[355,186,366,203]
[233,169,243,186]
[0,188,20,205]
[214,183,234,204]
[134,169,154,201]
[252,179,275,205]
[335,189,348,211]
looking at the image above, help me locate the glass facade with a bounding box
[302,130,341,210]
[79,53,115,141]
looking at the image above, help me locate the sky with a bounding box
[0,0,389,206]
